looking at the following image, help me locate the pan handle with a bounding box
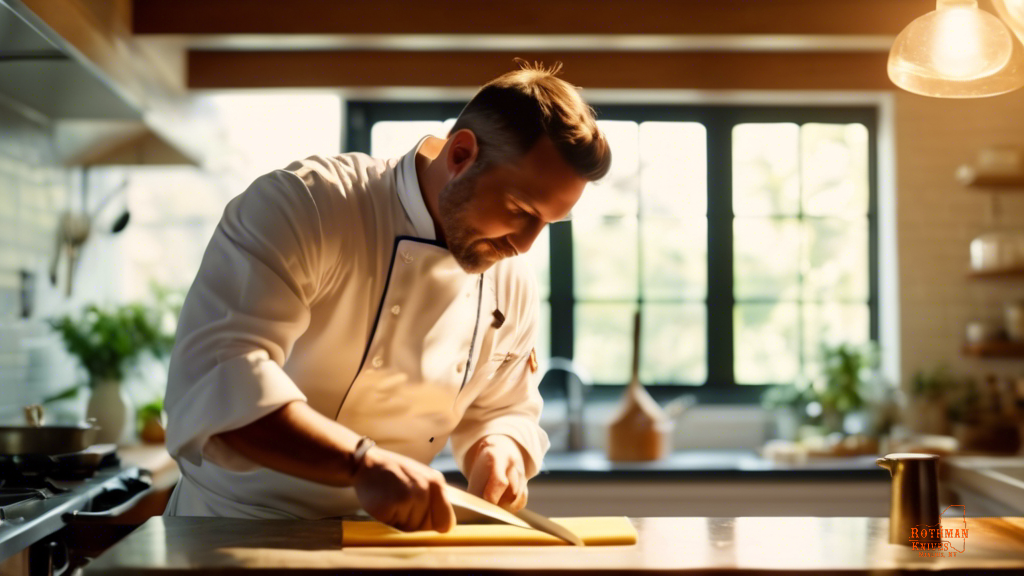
[23,404,44,427]
[62,472,153,522]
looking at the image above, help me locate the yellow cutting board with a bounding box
[341,516,637,546]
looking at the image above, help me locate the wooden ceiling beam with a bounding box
[188,50,893,91]
[136,0,931,36]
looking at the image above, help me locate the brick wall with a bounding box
[895,91,1024,390]
[0,101,76,420]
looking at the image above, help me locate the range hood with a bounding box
[54,120,200,166]
[0,0,140,120]
[0,0,204,168]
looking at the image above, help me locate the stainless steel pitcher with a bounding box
[876,452,941,546]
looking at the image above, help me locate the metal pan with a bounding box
[0,423,99,455]
[0,406,99,455]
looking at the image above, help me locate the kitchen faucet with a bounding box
[540,357,592,451]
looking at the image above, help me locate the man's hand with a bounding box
[352,445,456,533]
[465,434,528,512]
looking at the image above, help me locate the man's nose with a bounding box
[508,219,546,255]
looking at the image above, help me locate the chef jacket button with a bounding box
[456,362,465,374]
[371,356,383,368]
[390,305,400,316]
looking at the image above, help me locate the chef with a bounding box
[162,60,611,532]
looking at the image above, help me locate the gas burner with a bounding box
[0,488,48,505]
[0,487,51,522]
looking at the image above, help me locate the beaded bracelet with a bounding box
[352,436,376,476]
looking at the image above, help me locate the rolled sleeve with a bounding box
[164,170,327,472]
[450,269,550,480]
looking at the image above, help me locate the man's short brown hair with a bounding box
[449,58,611,182]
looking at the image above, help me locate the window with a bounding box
[347,103,878,404]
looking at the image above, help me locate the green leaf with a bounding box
[41,384,83,405]
[48,290,181,388]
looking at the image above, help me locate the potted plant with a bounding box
[811,342,879,435]
[47,298,176,445]
[907,364,956,435]
[761,376,815,441]
[136,398,166,444]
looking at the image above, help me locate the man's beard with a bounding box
[438,167,496,274]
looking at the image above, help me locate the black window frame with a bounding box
[345,101,879,405]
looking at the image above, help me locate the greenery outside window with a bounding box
[346,103,878,404]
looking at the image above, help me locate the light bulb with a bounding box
[930,7,1012,79]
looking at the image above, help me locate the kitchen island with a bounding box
[83,515,1024,574]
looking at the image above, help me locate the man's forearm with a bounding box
[213,401,363,487]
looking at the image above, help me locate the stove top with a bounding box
[0,488,51,522]
[0,444,120,523]
[0,457,147,564]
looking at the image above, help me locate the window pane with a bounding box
[639,122,707,217]
[734,218,801,301]
[574,216,638,300]
[802,218,869,301]
[124,224,212,300]
[735,303,799,384]
[802,304,870,378]
[370,120,450,159]
[573,121,638,218]
[801,123,869,217]
[536,301,551,375]
[522,225,550,301]
[641,303,706,384]
[641,217,707,301]
[733,123,800,216]
[575,302,637,384]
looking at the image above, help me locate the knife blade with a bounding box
[444,485,585,546]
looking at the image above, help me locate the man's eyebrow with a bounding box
[509,190,547,221]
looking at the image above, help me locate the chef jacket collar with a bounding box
[396,135,437,241]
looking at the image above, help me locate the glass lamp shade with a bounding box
[888,0,1024,98]
[992,0,1024,42]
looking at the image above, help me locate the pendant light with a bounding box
[888,0,1024,98]
[992,0,1024,42]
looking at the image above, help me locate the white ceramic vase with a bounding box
[87,379,134,445]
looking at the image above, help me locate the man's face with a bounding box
[438,136,587,274]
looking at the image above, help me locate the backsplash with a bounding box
[0,100,75,419]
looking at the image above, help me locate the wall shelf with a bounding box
[967,268,1024,280]
[957,165,1024,189]
[962,341,1024,359]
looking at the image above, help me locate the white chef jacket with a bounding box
[162,136,550,519]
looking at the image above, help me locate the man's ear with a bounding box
[446,129,479,179]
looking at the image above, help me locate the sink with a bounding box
[989,465,1024,484]
[943,456,1024,515]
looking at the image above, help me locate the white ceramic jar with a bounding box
[1007,301,1024,342]
[970,230,1024,272]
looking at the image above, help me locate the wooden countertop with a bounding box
[117,443,180,490]
[83,516,1024,574]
